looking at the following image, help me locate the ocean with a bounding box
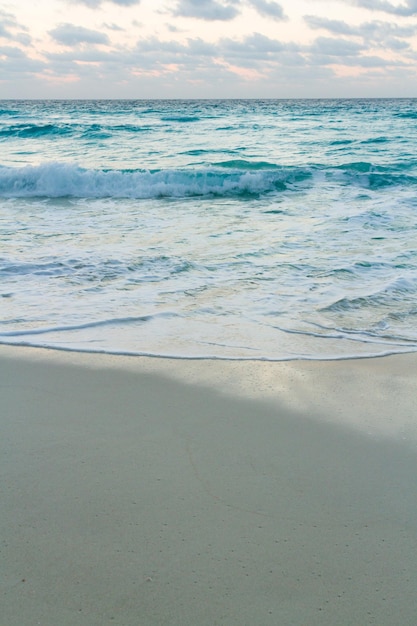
[1,98,417,360]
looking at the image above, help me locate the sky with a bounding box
[1,0,417,98]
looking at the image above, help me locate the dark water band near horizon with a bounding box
[1,98,417,360]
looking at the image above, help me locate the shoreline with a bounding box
[2,339,417,361]
[2,346,417,624]
[0,330,417,363]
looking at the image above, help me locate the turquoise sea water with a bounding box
[1,99,417,359]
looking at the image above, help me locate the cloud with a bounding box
[44,31,299,80]
[171,0,286,21]
[347,0,417,16]
[221,32,291,61]
[3,0,416,100]
[0,8,32,45]
[132,32,299,68]
[0,45,45,75]
[305,15,417,50]
[0,45,28,58]
[49,23,110,46]
[102,23,125,31]
[0,10,15,39]
[130,36,218,69]
[310,36,364,57]
[173,0,240,20]
[305,16,356,36]
[45,29,398,82]
[46,47,117,63]
[69,0,140,7]
[166,23,183,33]
[248,0,286,20]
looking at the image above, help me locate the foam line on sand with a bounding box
[1,346,417,625]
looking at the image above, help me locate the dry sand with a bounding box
[1,345,417,625]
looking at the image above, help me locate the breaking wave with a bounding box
[1,160,416,199]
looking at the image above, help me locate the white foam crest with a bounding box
[0,162,282,199]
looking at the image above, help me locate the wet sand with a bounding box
[1,345,417,625]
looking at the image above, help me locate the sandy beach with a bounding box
[1,345,417,625]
